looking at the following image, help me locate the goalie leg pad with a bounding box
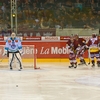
[15,53,22,69]
[9,53,14,69]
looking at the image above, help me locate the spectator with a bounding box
[0,0,99,31]
[83,23,92,29]
[66,21,73,28]
[1,3,7,20]
[40,17,49,29]
[65,0,73,8]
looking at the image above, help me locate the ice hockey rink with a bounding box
[0,62,100,100]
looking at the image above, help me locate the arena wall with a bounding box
[56,28,99,36]
[0,36,90,62]
[1,27,99,63]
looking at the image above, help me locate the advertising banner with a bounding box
[60,36,70,40]
[0,41,88,59]
[0,37,4,41]
[23,36,41,41]
[0,42,69,58]
[41,36,60,41]
[22,41,88,58]
[22,41,70,58]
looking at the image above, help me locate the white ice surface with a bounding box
[0,62,99,100]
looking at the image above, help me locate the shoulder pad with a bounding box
[6,37,10,42]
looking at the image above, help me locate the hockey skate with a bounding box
[18,69,21,71]
[78,59,87,66]
[34,67,40,69]
[18,68,22,71]
[69,64,74,68]
[74,64,77,68]
[97,63,100,67]
[20,67,22,69]
[18,67,22,71]
[10,67,13,70]
[91,63,95,67]
[91,61,95,67]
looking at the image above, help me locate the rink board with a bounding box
[0,41,89,61]
[0,58,90,63]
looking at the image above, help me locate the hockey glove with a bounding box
[19,49,24,56]
[2,50,7,56]
[84,45,89,50]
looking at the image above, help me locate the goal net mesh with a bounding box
[22,45,37,68]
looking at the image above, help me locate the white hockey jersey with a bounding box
[87,37,99,53]
[4,37,22,52]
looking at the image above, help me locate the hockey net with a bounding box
[0,45,39,69]
[22,45,38,69]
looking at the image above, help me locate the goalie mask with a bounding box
[11,32,16,40]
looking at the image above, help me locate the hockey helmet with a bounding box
[92,33,96,38]
[70,34,74,42]
[74,34,79,39]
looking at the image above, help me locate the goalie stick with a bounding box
[0,58,4,62]
[0,54,6,63]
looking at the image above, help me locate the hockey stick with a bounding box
[0,58,4,62]
[0,54,6,63]
[88,58,91,65]
[88,48,91,65]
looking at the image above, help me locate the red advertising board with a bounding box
[60,36,70,40]
[23,36,41,41]
[0,41,88,58]
[0,37,4,41]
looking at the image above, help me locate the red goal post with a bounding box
[22,45,40,69]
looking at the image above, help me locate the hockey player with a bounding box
[3,32,23,71]
[74,34,87,65]
[67,36,77,68]
[87,33,100,67]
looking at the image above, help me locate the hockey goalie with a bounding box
[3,32,23,71]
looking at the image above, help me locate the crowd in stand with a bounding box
[0,0,100,33]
